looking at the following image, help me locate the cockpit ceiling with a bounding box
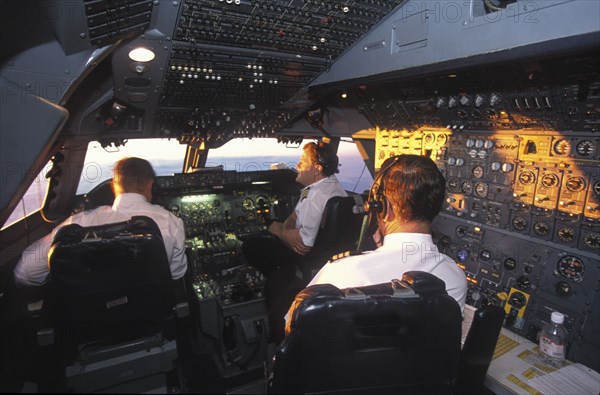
[155,0,404,140]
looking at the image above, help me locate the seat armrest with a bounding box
[173,278,190,318]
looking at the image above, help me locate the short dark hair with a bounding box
[113,157,155,192]
[379,155,445,222]
[304,141,339,176]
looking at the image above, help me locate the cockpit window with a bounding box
[76,139,187,195]
[1,162,51,230]
[206,138,373,194]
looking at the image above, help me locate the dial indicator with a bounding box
[556,255,584,282]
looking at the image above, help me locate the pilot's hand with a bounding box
[372,228,383,248]
[285,231,311,256]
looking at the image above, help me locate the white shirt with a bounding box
[306,232,467,311]
[13,193,187,285]
[295,175,347,247]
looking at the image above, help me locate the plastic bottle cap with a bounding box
[551,311,565,324]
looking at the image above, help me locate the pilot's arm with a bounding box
[268,211,311,256]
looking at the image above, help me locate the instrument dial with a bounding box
[553,139,571,156]
[556,255,584,282]
[455,226,467,237]
[242,197,254,211]
[594,181,600,196]
[541,173,560,188]
[436,134,448,145]
[503,257,517,271]
[512,216,528,230]
[424,133,435,144]
[474,182,488,198]
[576,140,594,156]
[518,170,536,185]
[461,180,473,194]
[565,176,586,192]
[533,221,550,236]
[447,178,460,192]
[557,226,575,242]
[472,166,484,179]
[583,232,600,249]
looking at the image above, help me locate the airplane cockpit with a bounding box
[1,0,599,393]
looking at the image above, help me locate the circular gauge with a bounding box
[553,139,571,156]
[484,140,494,149]
[583,232,600,249]
[504,257,517,271]
[436,134,448,145]
[474,182,488,197]
[456,158,465,166]
[246,211,256,221]
[541,173,560,188]
[466,139,475,148]
[256,195,269,207]
[533,221,550,236]
[475,140,484,148]
[556,255,585,282]
[557,226,575,242]
[242,197,254,211]
[576,140,595,156]
[512,216,528,230]
[594,181,600,196]
[566,176,586,192]
[461,180,473,194]
[447,178,460,192]
[518,170,536,185]
[455,226,467,237]
[200,202,208,210]
[472,166,484,179]
[479,249,492,261]
[491,162,501,171]
[379,150,386,159]
[424,133,435,145]
[212,207,221,215]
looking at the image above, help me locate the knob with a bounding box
[516,276,531,290]
[459,95,471,106]
[475,94,486,107]
[447,157,456,165]
[489,92,501,106]
[456,158,465,166]
[501,163,514,172]
[448,96,459,108]
[556,281,573,298]
[491,162,501,171]
[435,97,447,109]
[484,140,494,149]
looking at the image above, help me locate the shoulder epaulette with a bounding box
[331,250,363,262]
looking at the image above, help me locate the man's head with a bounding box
[112,157,156,201]
[370,154,445,227]
[295,141,339,186]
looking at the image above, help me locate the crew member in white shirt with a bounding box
[13,157,187,285]
[243,140,347,342]
[286,154,467,333]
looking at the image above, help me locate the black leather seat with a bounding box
[43,215,181,392]
[299,195,365,279]
[269,271,463,394]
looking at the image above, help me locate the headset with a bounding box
[315,142,339,175]
[364,155,401,219]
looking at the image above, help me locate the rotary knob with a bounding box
[459,95,471,106]
[448,96,459,108]
[501,163,514,172]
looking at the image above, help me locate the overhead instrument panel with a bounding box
[157,0,405,142]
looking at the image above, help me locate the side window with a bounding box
[336,140,373,194]
[1,162,51,230]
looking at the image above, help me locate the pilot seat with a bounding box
[39,215,185,393]
[268,271,463,394]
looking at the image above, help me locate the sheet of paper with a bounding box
[527,363,600,395]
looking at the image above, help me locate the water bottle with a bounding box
[539,311,567,367]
